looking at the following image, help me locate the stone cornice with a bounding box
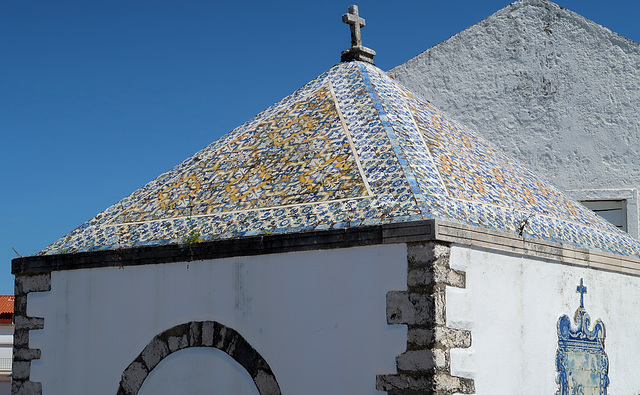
[12,219,640,277]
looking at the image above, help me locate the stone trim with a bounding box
[13,220,640,278]
[12,221,434,274]
[377,242,474,394]
[434,221,640,277]
[12,273,51,395]
[117,321,281,395]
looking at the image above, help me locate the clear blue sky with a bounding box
[1,0,638,294]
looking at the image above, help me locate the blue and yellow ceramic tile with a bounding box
[41,61,640,259]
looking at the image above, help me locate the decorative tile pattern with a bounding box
[361,63,640,257]
[556,279,609,394]
[41,61,640,259]
[112,85,368,223]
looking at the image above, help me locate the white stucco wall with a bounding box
[390,0,640,233]
[447,245,640,394]
[27,244,407,395]
[0,381,10,395]
[0,327,12,360]
[0,325,12,393]
[140,348,260,395]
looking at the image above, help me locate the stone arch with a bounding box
[117,321,281,395]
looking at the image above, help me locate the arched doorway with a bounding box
[117,321,281,395]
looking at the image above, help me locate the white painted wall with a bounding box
[0,381,10,395]
[447,245,640,394]
[0,327,12,360]
[140,348,260,395]
[0,325,12,395]
[28,244,407,395]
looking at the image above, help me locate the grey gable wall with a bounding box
[389,0,640,237]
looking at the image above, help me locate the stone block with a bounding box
[12,380,42,395]
[214,323,238,354]
[11,381,21,395]
[13,329,29,348]
[407,242,439,265]
[188,321,202,347]
[387,289,448,326]
[161,323,189,339]
[14,316,44,331]
[439,327,472,349]
[408,242,451,264]
[254,370,281,395]
[432,287,447,326]
[396,349,434,372]
[406,242,466,289]
[223,335,238,356]
[432,348,449,371]
[230,338,258,375]
[12,294,27,316]
[214,323,227,349]
[407,327,434,347]
[376,373,431,392]
[441,267,466,289]
[202,321,215,346]
[13,348,41,361]
[167,334,188,353]
[12,361,31,380]
[141,337,169,371]
[121,362,148,395]
[386,291,434,326]
[15,273,51,294]
[432,372,475,394]
[406,327,471,348]
[407,266,435,288]
[407,265,465,289]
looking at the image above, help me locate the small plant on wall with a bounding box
[184,195,202,245]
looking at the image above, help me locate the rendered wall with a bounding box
[0,326,12,395]
[0,382,10,395]
[26,244,407,395]
[447,245,640,393]
[0,327,12,360]
[389,0,640,234]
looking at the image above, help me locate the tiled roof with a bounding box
[41,61,640,258]
[0,295,14,315]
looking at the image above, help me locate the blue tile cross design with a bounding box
[556,279,609,394]
[576,278,587,308]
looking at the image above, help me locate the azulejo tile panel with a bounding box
[41,61,640,259]
[556,280,609,394]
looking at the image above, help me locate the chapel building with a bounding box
[11,4,640,395]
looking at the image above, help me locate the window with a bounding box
[580,200,627,232]
[567,189,638,239]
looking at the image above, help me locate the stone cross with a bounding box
[343,5,366,48]
[576,278,587,308]
[340,5,376,64]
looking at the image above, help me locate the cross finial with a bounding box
[340,5,376,64]
[343,5,365,47]
[576,278,587,308]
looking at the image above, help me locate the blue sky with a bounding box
[1,0,638,294]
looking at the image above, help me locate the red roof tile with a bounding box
[0,295,14,315]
